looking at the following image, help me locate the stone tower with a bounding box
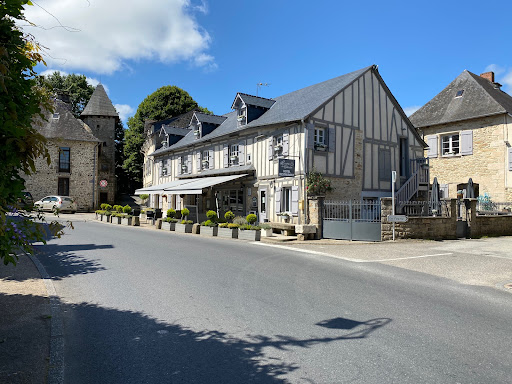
[81,84,118,206]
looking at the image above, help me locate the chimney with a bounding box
[479,72,495,83]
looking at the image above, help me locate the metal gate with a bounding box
[323,200,382,241]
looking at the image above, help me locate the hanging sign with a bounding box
[99,179,108,188]
[278,159,295,177]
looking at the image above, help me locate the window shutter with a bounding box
[460,130,473,155]
[223,144,229,168]
[291,186,299,216]
[328,127,335,152]
[209,149,214,169]
[268,138,274,160]
[440,184,449,199]
[187,154,192,174]
[275,187,281,214]
[282,132,289,156]
[508,147,512,171]
[427,135,438,158]
[307,123,315,149]
[239,141,245,166]
[177,156,182,175]
[196,151,201,171]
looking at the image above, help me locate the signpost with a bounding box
[99,179,108,188]
[278,159,295,177]
[387,215,408,223]
[391,171,396,241]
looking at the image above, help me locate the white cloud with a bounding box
[403,105,421,116]
[484,64,512,94]
[23,0,214,74]
[484,64,506,76]
[501,71,512,93]
[114,104,135,123]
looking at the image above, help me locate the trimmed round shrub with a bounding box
[116,205,123,213]
[166,208,176,218]
[180,208,190,218]
[224,211,235,222]
[219,223,228,228]
[123,205,132,214]
[246,214,257,224]
[104,204,112,211]
[181,219,193,224]
[100,203,108,210]
[206,210,217,221]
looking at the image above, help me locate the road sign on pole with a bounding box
[387,215,408,223]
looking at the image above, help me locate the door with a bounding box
[259,189,267,222]
[99,192,108,205]
[399,137,409,184]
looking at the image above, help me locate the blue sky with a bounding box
[25,0,512,124]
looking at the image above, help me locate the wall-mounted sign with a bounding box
[278,159,295,177]
[99,179,108,188]
[252,196,257,208]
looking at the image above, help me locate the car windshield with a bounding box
[63,197,73,202]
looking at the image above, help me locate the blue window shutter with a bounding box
[508,147,512,171]
[427,135,438,158]
[209,149,214,169]
[268,138,274,160]
[282,132,289,156]
[328,127,335,152]
[275,187,281,214]
[291,186,299,216]
[460,130,473,155]
[239,141,245,166]
[223,145,229,168]
[177,156,182,175]
[307,123,315,149]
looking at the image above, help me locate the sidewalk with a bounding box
[0,255,50,384]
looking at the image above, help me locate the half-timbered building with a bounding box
[137,65,426,224]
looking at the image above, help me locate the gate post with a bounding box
[308,196,324,239]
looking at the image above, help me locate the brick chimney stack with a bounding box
[479,72,495,83]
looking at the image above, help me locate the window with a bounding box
[260,190,266,213]
[455,90,464,98]
[58,178,69,196]
[314,128,326,146]
[378,149,391,181]
[442,134,460,156]
[229,144,239,165]
[161,159,168,176]
[180,156,188,174]
[59,147,70,172]
[52,113,60,119]
[237,107,246,125]
[282,187,291,212]
[202,150,210,170]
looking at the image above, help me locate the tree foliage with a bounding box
[123,85,211,185]
[0,0,66,265]
[37,72,95,118]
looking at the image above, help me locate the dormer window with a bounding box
[455,90,464,98]
[237,107,246,126]
[193,123,201,138]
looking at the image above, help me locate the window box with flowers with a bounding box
[314,143,327,151]
[306,171,334,197]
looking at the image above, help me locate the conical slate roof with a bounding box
[81,84,118,117]
[410,70,512,128]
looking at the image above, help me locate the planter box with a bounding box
[112,216,122,224]
[97,214,104,221]
[132,217,140,226]
[261,228,273,237]
[121,217,132,226]
[175,223,192,233]
[161,221,176,231]
[200,226,218,237]
[217,227,238,239]
[105,216,113,223]
[238,229,261,241]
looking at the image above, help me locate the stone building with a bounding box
[410,71,512,202]
[24,85,118,210]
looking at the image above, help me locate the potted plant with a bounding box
[139,194,149,207]
[175,208,193,233]
[260,223,273,237]
[200,210,218,236]
[230,155,238,162]
[111,212,122,224]
[217,211,237,238]
[121,205,133,225]
[277,212,290,223]
[314,143,327,151]
[162,209,178,230]
[237,214,261,241]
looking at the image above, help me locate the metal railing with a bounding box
[324,200,381,223]
[399,200,450,217]
[476,201,512,215]
[395,158,429,213]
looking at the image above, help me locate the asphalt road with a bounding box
[34,221,512,383]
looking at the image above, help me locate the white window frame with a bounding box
[229,144,239,165]
[273,135,284,158]
[180,156,188,174]
[282,187,291,213]
[202,150,210,170]
[314,127,327,151]
[441,133,460,156]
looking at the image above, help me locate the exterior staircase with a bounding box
[395,158,430,213]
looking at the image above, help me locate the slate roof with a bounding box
[410,70,512,128]
[35,100,100,142]
[81,84,118,117]
[235,93,276,109]
[147,110,198,135]
[160,126,190,136]
[193,112,227,125]
[150,65,373,156]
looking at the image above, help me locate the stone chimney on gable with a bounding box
[480,72,495,83]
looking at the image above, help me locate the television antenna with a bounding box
[256,82,270,96]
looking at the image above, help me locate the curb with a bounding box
[28,254,64,384]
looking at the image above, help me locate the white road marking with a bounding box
[368,253,454,262]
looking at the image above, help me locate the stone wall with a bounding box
[23,139,98,211]
[468,199,512,237]
[380,197,458,240]
[422,115,511,201]
[307,197,322,239]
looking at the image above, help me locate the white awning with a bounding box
[134,179,195,195]
[164,174,248,195]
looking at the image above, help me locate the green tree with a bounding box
[123,85,211,185]
[37,72,95,118]
[0,0,65,265]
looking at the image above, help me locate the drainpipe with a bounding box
[92,142,100,210]
[302,118,309,224]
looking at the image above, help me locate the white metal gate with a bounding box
[323,200,382,241]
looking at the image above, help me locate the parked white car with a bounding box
[34,196,77,213]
